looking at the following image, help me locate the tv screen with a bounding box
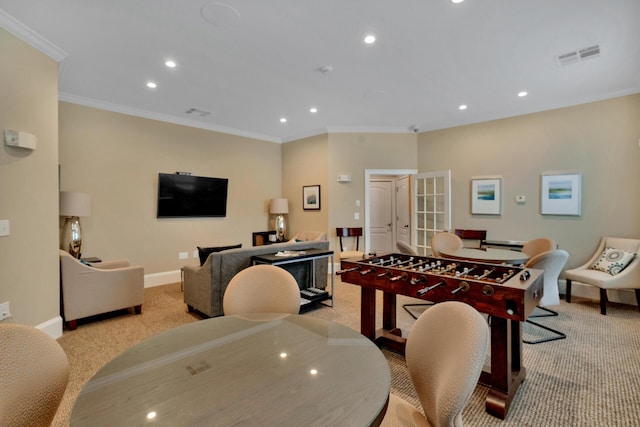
[157,173,228,218]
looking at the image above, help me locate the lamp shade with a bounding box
[269,198,288,214]
[59,192,91,217]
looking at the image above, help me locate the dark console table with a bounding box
[252,231,277,246]
[251,249,334,310]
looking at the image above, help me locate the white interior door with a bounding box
[369,179,394,254]
[396,175,411,246]
[413,170,451,255]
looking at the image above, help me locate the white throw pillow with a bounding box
[589,247,636,275]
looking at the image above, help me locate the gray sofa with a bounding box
[183,240,330,317]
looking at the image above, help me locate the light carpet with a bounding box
[53,278,640,426]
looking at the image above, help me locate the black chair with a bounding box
[454,229,487,248]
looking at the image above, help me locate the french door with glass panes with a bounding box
[413,171,451,255]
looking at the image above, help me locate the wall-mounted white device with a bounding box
[337,174,352,182]
[4,130,37,150]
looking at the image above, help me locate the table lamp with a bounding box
[60,191,91,258]
[269,198,288,242]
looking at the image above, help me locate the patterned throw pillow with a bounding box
[589,247,636,275]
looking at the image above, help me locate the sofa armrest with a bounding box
[93,259,130,270]
[183,254,223,317]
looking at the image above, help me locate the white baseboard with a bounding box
[37,316,64,339]
[145,270,181,288]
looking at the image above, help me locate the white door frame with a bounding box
[364,168,418,255]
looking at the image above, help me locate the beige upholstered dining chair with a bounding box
[565,237,640,315]
[0,323,70,427]
[223,265,300,315]
[59,250,144,330]
[521,238,557,258]
[523,249,569,344]
[430,232,463,257]
[396,240,418,255]
[381,301,489,427]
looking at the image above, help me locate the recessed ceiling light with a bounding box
[518,91,528,97]
[364,35,376,44]
[459,104,467,110]
[146,82,157,89]
[280,117,287,123]
[165,60,176,68]
[310,107,318,113]
[452,0,464,3]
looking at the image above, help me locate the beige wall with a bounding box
[327,133,418,252]
[281,134,329,238]
[0,29,60,327]
[418,94,640,270]
[4,21,640,329]
[59,102,282,274]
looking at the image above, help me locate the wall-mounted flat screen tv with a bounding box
[157,173,228,218]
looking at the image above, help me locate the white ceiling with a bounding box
[1,0,639,143]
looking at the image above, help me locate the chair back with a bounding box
[602,237,640,253]
[396,241,418,255]
[522,238,556,258]
[290,230,327,242]
[406,301,489,427]
[336,227,362,251]
[223,265,300,315]
[0,324,69,427]
[430,232,463,257]
[336,227,364,259]
[454,229,487,248]
[526,249,569,307]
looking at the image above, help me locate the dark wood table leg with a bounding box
[382,292,397,332]
[361,287,377,340]
[482,317,526,419]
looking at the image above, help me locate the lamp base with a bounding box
[61,216,83,259]
[275,214,287,242]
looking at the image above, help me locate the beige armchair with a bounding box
[565,237,640,315]
[59,250,144,330]
[289,230,327,242]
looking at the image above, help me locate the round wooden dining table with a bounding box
[70,313,390,427]
[439,247,529,265]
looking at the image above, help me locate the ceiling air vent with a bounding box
[556,44,601,67]
[185,107,211,117]
[579,45,600,60]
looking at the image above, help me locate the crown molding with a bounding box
[58,92,282,143]
[326,126,414,135]
[0,9,67,62]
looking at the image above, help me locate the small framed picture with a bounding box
[471,177,502,215]
[541,172,581,216]
[303,185,321,210]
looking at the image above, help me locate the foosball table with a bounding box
[337,253,544,419]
